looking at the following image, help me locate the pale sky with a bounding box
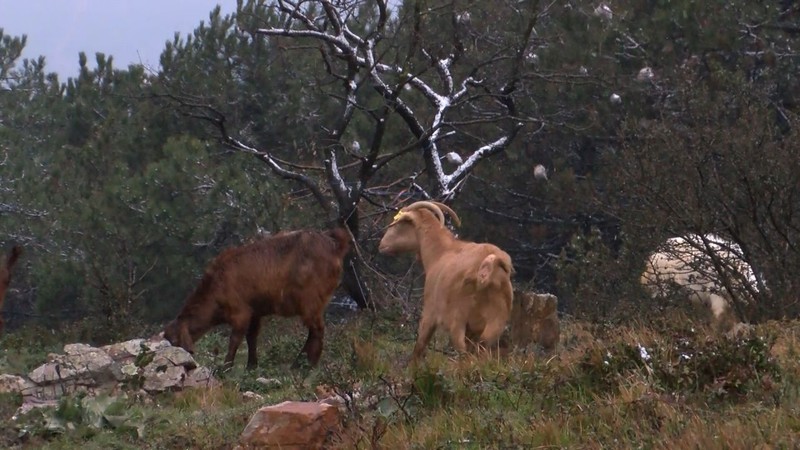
[1,0,236,79]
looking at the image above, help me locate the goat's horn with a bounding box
[429,201,461,227]
[402,201,447,226]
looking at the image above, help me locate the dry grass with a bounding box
[2,311,800,449]
[331,315,800,449]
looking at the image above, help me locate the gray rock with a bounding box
[3,336,220,416]
[0,374,33,394]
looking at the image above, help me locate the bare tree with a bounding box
[167,0,541,308]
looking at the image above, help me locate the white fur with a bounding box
[641,234,758,320]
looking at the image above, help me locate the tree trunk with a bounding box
[342,252,372,310]
[339,204,373,310]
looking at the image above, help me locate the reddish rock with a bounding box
[237,401,341,449]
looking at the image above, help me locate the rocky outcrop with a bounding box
[236,401,341,450]
[0,337,220,405]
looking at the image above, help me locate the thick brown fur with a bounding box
[0,245,22,334]
[379,206,514,363]
[163,228,350,369]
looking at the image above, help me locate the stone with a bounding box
[12,399,59,421]
[28,344,114,384]
[183,366,220,389]
[0,374,33,394]
[242,391,264,401]
[63,343,97,355]
[28,362,90,385]
[142,365,187,392]
[507,291,560,354]
[2,336,219,414]
[21,382,93,402]
[148,346,197,370]
[237,401,341,450]
[256,377,283,389]
[101,338,171,360]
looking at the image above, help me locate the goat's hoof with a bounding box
[291,357,308,370]
[405,355,421,369]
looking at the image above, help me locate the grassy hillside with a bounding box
[1,310,799,449]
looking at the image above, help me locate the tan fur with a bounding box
[0,246,22,334]
[379,204,514,363]
[164,228,350,369]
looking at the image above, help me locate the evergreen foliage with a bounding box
[0,1,799,333]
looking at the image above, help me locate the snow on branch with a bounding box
[225,136,334,214]
[250,0,528,199]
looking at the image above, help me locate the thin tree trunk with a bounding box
[340,204,373,310]
[342,252,372,310]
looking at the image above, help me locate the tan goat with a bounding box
[379,201,514,362]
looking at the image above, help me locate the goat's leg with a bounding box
[448,322,468,354]
[477,316,507,355]
[411,315,437,363]
[224,313,251,369]
[245,317,262,370]
[465,328,481,352]
[295,313,325,367]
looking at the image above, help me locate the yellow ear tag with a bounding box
[393,211,405,221]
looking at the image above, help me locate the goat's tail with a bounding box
[477,253,513,288]
[5,245,22,271]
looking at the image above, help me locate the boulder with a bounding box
[28,344,114,384]
[237,401,341,450]
[183,366,219,389]
[1,336,220,414]
[0,374,32,394]
[101,338,171,360]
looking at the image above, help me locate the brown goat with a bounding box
[379,201,514,363]
[0,245,22,334]
[164,227,350,369]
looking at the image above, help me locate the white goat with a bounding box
[640,234,758,326]
[379,201,514,362]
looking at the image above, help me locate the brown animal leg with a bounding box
[411,316,437,363]
[296,314,325,367]
[224,313,251,369]
[245,317,262,370]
